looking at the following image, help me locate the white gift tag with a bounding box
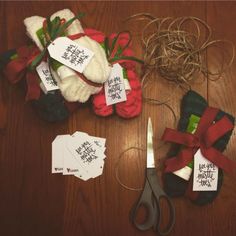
[72,131,106,154]
[52,135,65,173]
[193,149,218,191]
[36,61,59,92]
[89,160,105,178]
[66,135,105,180]
[51,131,106,181]
[63,147,91,180]
[74,171,91,181]
[47,37,94,73]
[67,136,104,169]
[63,146,80,175]
[39,82,48,94]
[104,63,127,106]
[57,135,80,176]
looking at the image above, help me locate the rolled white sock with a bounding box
[23,10,105,103]
[50,9,111,84]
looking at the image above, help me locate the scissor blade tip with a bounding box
[148,117,152,128]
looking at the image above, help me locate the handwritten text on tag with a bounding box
[47,37,94,73]
[36,61,58,92]
[104,63,127,106]
[193,149,218,191]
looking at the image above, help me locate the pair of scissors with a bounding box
[130,118,175,235]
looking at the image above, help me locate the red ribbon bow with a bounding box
[4,46,41,101]
[162,107,236,173]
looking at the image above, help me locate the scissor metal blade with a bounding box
[147,117,155,168]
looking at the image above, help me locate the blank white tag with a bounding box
[63,146,80,175]
[104,63,127,106]
[52,135,65,173]
[47,37,94,73]
[193,149,218,191]
[36,61,59,92]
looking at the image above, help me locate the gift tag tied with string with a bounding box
[29,13,87,72]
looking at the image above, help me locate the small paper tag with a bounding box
[104,63,127,106]
[51,132,106,180]
[36,61,59,92]
[193,149,218,191]
[52,135,65,173]
[72,131,106,153]
[67,136,102,168]
[47,37,94,73]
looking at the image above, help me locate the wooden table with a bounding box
[0,1,236,236]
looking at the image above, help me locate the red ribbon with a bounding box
[162,107,236,173]
[4,46,41,101]
[42,20,103,89]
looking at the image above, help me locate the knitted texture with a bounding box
[24,9,111,103]
[163,90,234,205]
[87,29,142,118]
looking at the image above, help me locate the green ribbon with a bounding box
[29,13,85,70]
[186,114,201,169]
[104,31,144,65]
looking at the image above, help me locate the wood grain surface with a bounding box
[0,1,236,236]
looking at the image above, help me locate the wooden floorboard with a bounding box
[0,1,235,236]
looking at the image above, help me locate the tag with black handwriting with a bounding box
[51,132,106,181]
[104,63,127,106]
[36,61,58,92]
[47,37,94,73]
[67,135,105,172]
[193,149,218,191]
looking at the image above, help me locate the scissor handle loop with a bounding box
[147,168,176,235]
[155,194,175,235]
[130,180,157,231]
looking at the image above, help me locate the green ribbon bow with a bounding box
[29,12,85,70]
[104,31,144,65]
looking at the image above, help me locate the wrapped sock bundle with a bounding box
[0,9,143,122]
[0,46,73,122]
[162,90,235,205]
[87,29,142,118]
[24,9,111,103]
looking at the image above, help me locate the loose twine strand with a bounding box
[128,14,234,85]
[127,14,235,112]
[115,142,167,191]
[115,14,235,191]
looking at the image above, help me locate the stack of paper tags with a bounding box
[52,131,106,181]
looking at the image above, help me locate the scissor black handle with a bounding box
[130,169,175,235]
[155,194,175,235]
[130,180,157,231]
[147,168,176,235]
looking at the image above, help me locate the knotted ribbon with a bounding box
[104,31,143,65]
[162,107,236,173]
[4,14,102,101]
[31,14,105,89]
[4,46,41,100]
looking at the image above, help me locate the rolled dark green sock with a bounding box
[1,47,70,122]
[31,92,69,122]
[163,90,234,205]
[0,49,17,71]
